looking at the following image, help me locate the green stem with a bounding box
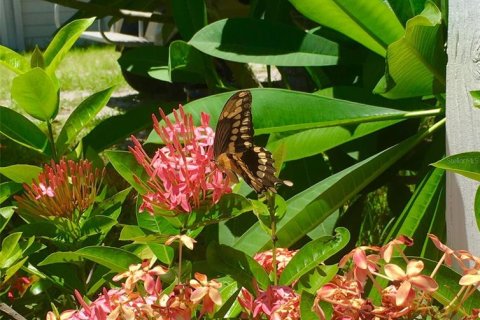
[47,120,58,161]
[267,192,278,285]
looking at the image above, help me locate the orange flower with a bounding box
[189,272,222,315]
[380,235,413,263]
[384,260,438,307]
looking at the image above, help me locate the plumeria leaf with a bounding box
[189,18,340,66]
[0,164,42,184]
[185,193,252,229]
[279,228,349,286]
[147,88,413,144]
[297,264,338,295]
[207,243,270,293]
[431,152,480,181]
[0,182,22,205]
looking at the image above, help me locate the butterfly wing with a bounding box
[214,90,253,158]
[230,147,293,194]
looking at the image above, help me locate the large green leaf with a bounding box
[44,18,95,74]
[146,89,414,144]
[432,152,480,181]
[0,183,21,205]
[387,0,427,24]
[82,102,171,152]
[374,1,446,98]
[0,207,15,234]
[0,164,42,183]
[0,106,51,155]
[207,243,270,293]
[267,119,403,162]
[279,228,349,285]
[233,120,444,254]
[118,46,170,81]
[56,86,115,155]
[105,150,148,194]
[76,246,141,272]
[11,68,59,121]
[169,40,206,84]
[0,45,29,74]
[384,168,445,247]
[172,0,207,40]
[189,18,340,66]
[288,0,404,56]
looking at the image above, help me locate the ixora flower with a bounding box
[47,261,224,320]
[130,106,231,214]
[15,158,104,219]
[254,248,298,277]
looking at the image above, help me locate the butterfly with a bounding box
[214,90,292,194]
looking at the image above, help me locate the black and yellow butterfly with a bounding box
[214,90,292,194]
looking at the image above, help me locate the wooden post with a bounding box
[446,1,480,255]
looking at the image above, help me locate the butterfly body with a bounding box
[213,90,292,194]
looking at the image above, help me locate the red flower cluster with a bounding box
[130,106,231,214]
[15,158,104,219]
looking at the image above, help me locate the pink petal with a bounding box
[459,273,480,286]
[410,275,438,292]
[384,264,406,280]
[396,281,412,306]
[191,287,209,303]
[406,260,424,277]
[209,288,223,306]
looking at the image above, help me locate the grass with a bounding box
[0,45,129,105]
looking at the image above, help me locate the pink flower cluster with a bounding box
[46,260,222,320]
[239,248,300,320]
[314,234,480,319]
[15,158,104,219]
[130,106,231,214]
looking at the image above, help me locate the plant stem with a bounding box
[47,120,58,161]
[267,192,278,285]
[267,65,272,87]
[178,234,184,284]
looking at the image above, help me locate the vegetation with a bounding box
[0,0,479,319]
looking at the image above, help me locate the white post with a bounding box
[446,0,480,255]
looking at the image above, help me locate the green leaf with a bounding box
[233,121,444,254]
[38,251,84,266]
[148,243,174,265]
[185,194,252,229]
[0,232,22,268]
[169,40,206,84]
[56,86,115,155]
[431,152,480,181]
[300,291,320,320]
[207,243,270,293]
[288,0,404,56]
[387,0,427,24]
[297,264,338,295]
[147,88,411,144]
[0,45,29,74]
[80,216,117,238]
[11,68,59,121]
[30,46,45,69]
[172,0,207,40]
[105,150,148,194]
[0,207,15,233]
[82,102,172,152]
[189,18,340,66]
[471,90,480,109]
[0,182,22,205]
[0,106,51,154]
[267,119,402,162]
[374,1,446,98]
[4,257,28,283]
[0,164,42,183]
[43,17,95,74]
[118,46,170,81]
[118,225,171,244]
[279,228,349,285]
[76,246,141,272]
[384,168,445,247]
